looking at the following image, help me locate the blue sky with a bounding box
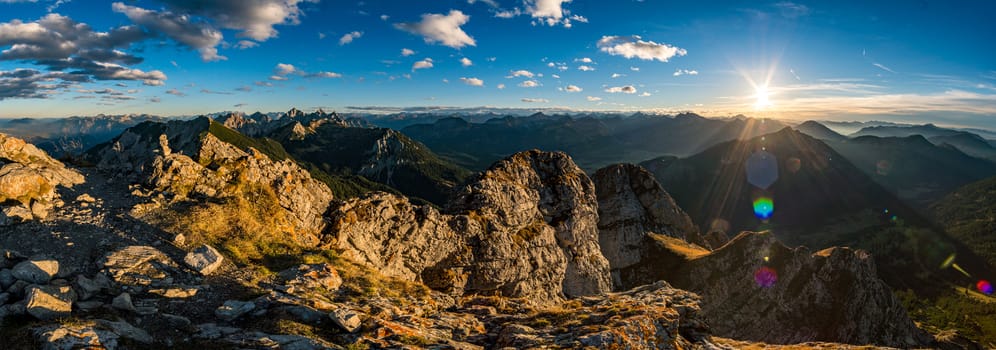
[1,0,995,129]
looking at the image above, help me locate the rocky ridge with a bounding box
[0,133,84,225]
[327,150,612,305]
[0,130,952,349]
[89,117,333,234]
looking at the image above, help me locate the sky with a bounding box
[1,0,995,129]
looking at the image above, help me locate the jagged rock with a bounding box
[328,150,612,304]
[97,320,153,344]
[25,285,75,320]
[34,323,120,350]
[100,246,180,287]
[592,163,700,288]
[277,264,342,294]
[0,292,9,305]
[7,279,29,296]
[666,231,930,347]
[162,313,193,328]
[215,300,256,321]
[704,230,730,249]
[75,193,96,203]
[184,244,224,275]
[0,133,84,224]
[112,292,136,312]
[12,259,59,284]
[90,117,334,234]
[329,307,362,333]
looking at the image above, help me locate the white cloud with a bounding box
[605,85,637,94]
[235,40,258,49]
[309,71,342,78]
[509,70,535,78]
[673,69,698,76]
[460,57,473,67]
[519,80,540,87]
[639,92,651,97]
[551,74,560,79]
[165,88,185,96]
[339,31,362,45]
[269,75,288,81]
[575,57,593,63]
[597,35,687,62]
[275,63,298,76]
[380,14,390,21]
[395,10,476,49]
[565,84,582,92]
[460,77,484,86]
[497,83,506,89]
[586,96,602,101]
[521,97,549,103]
[630,66,640,71]
[412,58,434,70]
[467,0,499,7]
[156,0,314,42]
[527,0,574,27]
[401,48,415,56]
[873,63,896,74]
[577,65,595,71]
[611,73,624,78]
[112,2,225,61]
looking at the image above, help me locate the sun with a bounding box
[754,85,772,110]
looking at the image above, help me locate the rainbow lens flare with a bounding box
[753,197,774,219]
[978,280,994,295]
[754,266,778,288]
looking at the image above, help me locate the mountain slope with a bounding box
[929,132,996,161]
[272,122,471,205]
[826,135,996,207]
[794,120,847,142]
[639,127,995,292]
[851,123,963,139]
[401,113,788,171]
[931,175,996,267]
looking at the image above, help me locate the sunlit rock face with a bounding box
[0,133,84,225]
[89,117,333,234]
[592,163,701,289]
[666,231,931,348]
[327,150,612,305]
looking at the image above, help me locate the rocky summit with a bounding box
[0,130,964,349]
[0,133,84,225]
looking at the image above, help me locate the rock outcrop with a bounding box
[666,231,931,348]
[0,133,84,225]
[327,150,612,304]
[593,163,701,288]
[89,117,333,233]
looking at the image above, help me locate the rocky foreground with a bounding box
[0,122,963,349]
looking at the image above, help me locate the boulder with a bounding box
[0,134,84,224]
[111,292,136,312]
[277,264,342,293]
[100,246,178,286]
[0,268,15,289]
[184,244,224,275]
[34,323,119,350]
[25,285,75,320]
[11,259,59,284]
[215,300,255,322]
[329,307,362,333]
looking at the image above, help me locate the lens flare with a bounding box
[753,197,774,219]
[978,280,993,295]
[876,160,892,176]
[754,266,778,288]
[746,150,779,189]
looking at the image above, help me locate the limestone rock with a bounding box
[25,285,75,320]
[97,320,153,344]
[184,244,224,275]
[215,300,256,321]
[327,150,612,305]
[73,275,108,301]
[90,117,333,234]
[0,133,84,224]
[100,246,180,287]
[277,264,343,294]
[0,269,14,289]
[34,323,120,350]
[329,307,362,333]
[666,231,931,348]
[112,292,136,312]
[12,259,59,284]
[593,163,700,288]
